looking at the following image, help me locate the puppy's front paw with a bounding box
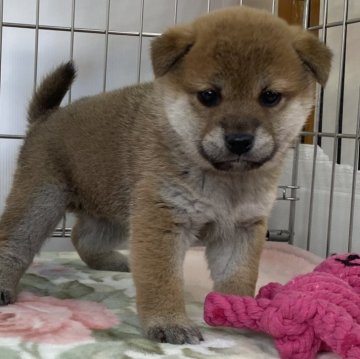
[0,288,16,305]
[146,322,204,344]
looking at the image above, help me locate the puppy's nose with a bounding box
[225,133,254,156]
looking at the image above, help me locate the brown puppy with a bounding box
[0,6,331,344]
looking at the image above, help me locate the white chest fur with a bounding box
[160,170,277,241]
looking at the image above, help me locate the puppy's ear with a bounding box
[292,27,332,87]
[151,25,195,77]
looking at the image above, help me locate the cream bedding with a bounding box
[0,243,339,359]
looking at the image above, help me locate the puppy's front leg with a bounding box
[206,219,267,296]
[130,183,203,344]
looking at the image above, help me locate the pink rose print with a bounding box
[0,292,119,344]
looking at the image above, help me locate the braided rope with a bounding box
[204,270,360,359]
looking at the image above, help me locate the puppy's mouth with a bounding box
[212,157,268,171]
[199,128,277,172]
[200,147,276,172]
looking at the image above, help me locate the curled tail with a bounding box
[28,61,76,123]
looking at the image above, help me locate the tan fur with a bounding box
[210,219,267,296]
[0,6,331,344]
[27,62,76,122]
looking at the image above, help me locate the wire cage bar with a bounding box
[299,0,360,255]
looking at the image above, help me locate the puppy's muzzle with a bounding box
[225,133,254,156]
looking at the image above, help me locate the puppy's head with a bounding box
[151,6,332,172]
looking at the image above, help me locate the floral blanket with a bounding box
[0,250,339,359]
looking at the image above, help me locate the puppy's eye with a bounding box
[197,89,221,107]
[259,89,282,107]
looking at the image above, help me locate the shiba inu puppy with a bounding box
[0,6,331,344]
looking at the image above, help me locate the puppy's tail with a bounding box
[28,61,76,123]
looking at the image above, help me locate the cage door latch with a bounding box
[267,229,290,242]
[277,185,299,201]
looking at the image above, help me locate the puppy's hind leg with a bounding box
[71,214,129,272]
[0,178,68,305]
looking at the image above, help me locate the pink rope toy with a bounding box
[204,253,360,359]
